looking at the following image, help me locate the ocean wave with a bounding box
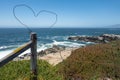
[36,40,86,52]
[53,40,85,47]
[0,44,26,51]
[0,40,92,59]
[0,45,15,51]
[0,46,8,50]
[38,35,68,41]
[0,49,31,59]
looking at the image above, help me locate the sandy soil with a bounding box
[38,48,77,66]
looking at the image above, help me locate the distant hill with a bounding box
[105,24,120,28]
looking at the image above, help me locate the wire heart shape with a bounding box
[13,4,58,33]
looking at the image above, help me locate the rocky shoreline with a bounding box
[13,34,120,65]
[68,34,120,43]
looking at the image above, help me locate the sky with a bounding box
[0,0,120,28]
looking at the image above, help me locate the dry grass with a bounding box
[58,40,120,80]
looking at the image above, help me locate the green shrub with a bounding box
[0,60,63,80]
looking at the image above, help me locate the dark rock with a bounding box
[38,45,65,56]
[45,48,58,54]
[38,50,46,56]
[68,34,120,43]
[100,34,120,41]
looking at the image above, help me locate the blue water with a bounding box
[0,28,120,52]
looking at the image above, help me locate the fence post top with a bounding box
[31,32,36,35]
[30,32,37,41]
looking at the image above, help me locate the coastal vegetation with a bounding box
[58,40,120,80]
[0,40,120,80]
[0,60,63,80]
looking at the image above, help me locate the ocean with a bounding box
[0,28,120,59]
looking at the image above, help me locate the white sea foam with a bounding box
[0,46,8,50]
[0,49,13,59]
[0,46,13,50]
[53,40,85,47]
[0,40,87,59]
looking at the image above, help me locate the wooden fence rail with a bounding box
[0,32,37,80]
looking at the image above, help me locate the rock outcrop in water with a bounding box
[68,34,120,43]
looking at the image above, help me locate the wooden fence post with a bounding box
[30,33,37,80]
